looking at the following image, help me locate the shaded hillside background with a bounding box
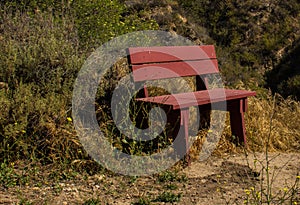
[0,0,299,167]
[176,0,300,98]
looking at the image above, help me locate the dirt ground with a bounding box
[1,152,299,205]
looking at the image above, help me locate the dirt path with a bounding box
[182,152,300,204]
[1,152,299,205]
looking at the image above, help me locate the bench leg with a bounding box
[199,108,211,129]
[180,109,190,166]
[174,109,190,165]
[230,99,247,146]
[229,110,247,146]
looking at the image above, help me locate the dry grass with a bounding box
[245,94,300,151]
[97,59,300,162]
[0,3,299,169]
[190,94,300,160]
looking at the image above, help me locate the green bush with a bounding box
[0,9,80,90]
[278,75,300,99]
[1,0,74,15]
[265,39,300,99]
[0,9,82,163]
[0,1,159,164]
[72,0,158,49]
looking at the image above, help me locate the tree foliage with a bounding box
[178,0,300,96]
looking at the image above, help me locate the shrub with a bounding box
[72,0,158,49]
[0,8,83,163]
[0,1,158,164]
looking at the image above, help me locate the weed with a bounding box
[129,176,139,184]
[242,95,300,205]
[18,198,33,205]
[53,183,63,194]
[157,170,187,183]
[153,191,182,203]
[164,183,178,190]
[0,161,27,188]
[133,197,152,205]
[83,198,101,205]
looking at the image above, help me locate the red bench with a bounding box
[127,45,256,164]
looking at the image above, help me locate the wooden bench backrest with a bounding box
[127,45,219,82]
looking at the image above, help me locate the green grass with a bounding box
[133,197,152,205]
[83,198,101,205]
[0,161,29,188]
[157,170,187,183]
[153,191,182,203]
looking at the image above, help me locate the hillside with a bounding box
[124,0,300,97]
[0,0,299,204]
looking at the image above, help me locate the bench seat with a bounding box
[136,88,256,110]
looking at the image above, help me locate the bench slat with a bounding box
[136,88,256,110]
[131,59,219,81]
[128,45,216,64]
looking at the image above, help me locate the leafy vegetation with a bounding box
[0,4,299,205]
[178,0,300,93]
[153,191,182,203]
[266,39,300,99]
[0,161,25,188]
[157,170,187,183]
[83,198,101,205]
[133,197,152,205]
[0,0,158,164]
